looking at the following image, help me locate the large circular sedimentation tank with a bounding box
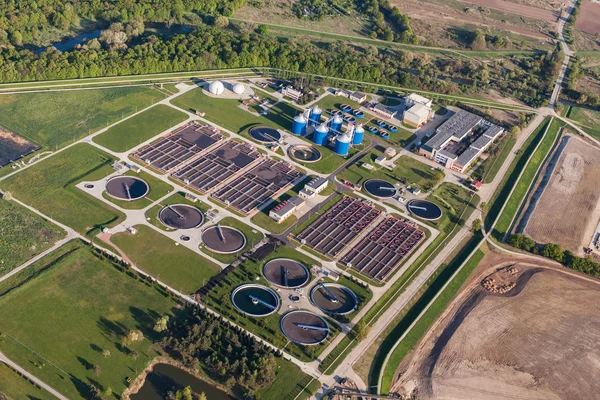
[231,284,280,317]
[310,283,358,315]
[288,144,322,163]
[202,225,247,254]
[280,310,330,345]
[158,204,204,230]
[105,176,149,201]
[249,126,282,143]
[407,199,443,221]
[363,179,397,198]
[263,258,310,288]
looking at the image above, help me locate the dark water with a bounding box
[131,363,233,400]
[232,286,278,316]
[36,30,101,53]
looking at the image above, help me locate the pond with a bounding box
[36,29,101,53]
[131,363,234,400]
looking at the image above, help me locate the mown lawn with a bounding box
[111,225,220,294]
[93,104,188,152]
[0,198,65,276]
[0,241,180,399]
[260,360,319,400]
[0,144,125,236]
[102,170,174,210]
[0,87,165,149]
[481,134,517,184]
[0,362,53,400]
[200,217,264,264]
[145,191,211,232]
[493,118,561,240]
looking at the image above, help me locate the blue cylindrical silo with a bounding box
[313,123,329,145]
[292,114,307,135]
[335,133,351,156]
[309,105,322,126]
[330,114,343,133]
[352,125,364,145]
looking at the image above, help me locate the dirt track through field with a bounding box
[575,2,600,34]
[392,253,600,400]
[523,135,600,254]
[459,0,557,21]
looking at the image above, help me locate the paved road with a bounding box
[0,352,68,400]
[550,0,577,107]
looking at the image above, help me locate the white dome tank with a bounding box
[338,132,351,143]
[232,83,244,94]
[333,114,343,124]
[208,81,224,95]
[295,114,307,123]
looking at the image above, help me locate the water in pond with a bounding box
[131,363,233,400]
[37,30,101,53]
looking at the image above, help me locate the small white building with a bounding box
[349,91,367,103]
[299,177,328,199]
[384,147,397,157]
[403,103,435,128]
[370,103,397,119]
[185,192,198,203]
[282,86,302,102]
[362,163,374,171]
[269,196,305,223]
[405,93,433,108]
[375,155,387,165]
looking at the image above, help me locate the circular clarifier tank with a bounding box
[407,199,443,221]
[263,258,310,288]
[288,144,322,163]
[231,284,280,317]
[249,126,282,143]
[363,179,397,198]
[105,176,149,201]
[159,204,204,230]
[202,225,247,254]
[280,310,330,345]
[310,283,358,315]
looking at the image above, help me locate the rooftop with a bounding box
[456,146,480,167]
[428,110,482,150]
[406,93,431,105]
[483,124,504,139]
[306,176,328,190]
[470,134,493,150]
[406,103,431,119]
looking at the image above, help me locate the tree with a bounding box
[214,16,229,28]
[154,315,169,333]
[257,24,269,35]
[543,243,564,262]
[102,349,111,358]
[93,364,102,376]
[471,30,487,50]
[471,219,482,233]
[521,236,535,252]
[509,234,525,249]
[10,31,23,46]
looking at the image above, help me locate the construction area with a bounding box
[521,135,600,254]
[392,252,600,400]
[132,123,224,172]
[296,196,381,258]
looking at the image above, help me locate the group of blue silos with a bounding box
[291,105,364,156]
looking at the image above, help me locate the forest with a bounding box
[0,22,561,107]
[161,307,280,399]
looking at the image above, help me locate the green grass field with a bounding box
[145,191,211,231]
[566,106,600,141]
[200,217,263,264]
[93,104,188,152]
[493,119,561,240]
[338,151,444,191]
[480,134,517,184]
[0,241,180,399]
[102,170,174,210]
[111,225,220,294]
[0,87,165,149]
[0,362,53,400]
[0,144,125,235]
[0,198,65,276]
[260,360,319,400]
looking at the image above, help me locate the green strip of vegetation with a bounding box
[482,135,517,184]
[377,237,485,393]
[493,118,561,240]
[93,104,188,152]
[0,144,125,236]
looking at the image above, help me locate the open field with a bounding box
[0,144,125,235]
[392,252,600,399]
[0,241,180,399]
[0,87,165,149]
[522,135,600,253]
[493,118,561,240]
[575,2,600,35]
[0,198,65,276]
[102,170,174,210]
[111,225,220,294]
[0,362,53,400]
[93,104,188,152]
[460,0,556,21]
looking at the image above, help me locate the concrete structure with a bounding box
[349,91,367,103]
[405,93,433,108]
[282,86,302,102]
[269,196,305,223]
[403,103,435,128]
[309,105,323,127]
[352,124,365,145]
[331,114,343,132]
[292,114,308,135]
[313,123,329,145]
[419,110,504,173]
[300,176,328,199]
[334,132,351,156]
[208,81,224,95]
[370,103,397,119]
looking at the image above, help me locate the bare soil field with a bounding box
[459,0,557,21]
[392,251,600,400]
[504,0,570,11]
[0,126,39,167]
[523,135,600,253]
[575,2,600,35]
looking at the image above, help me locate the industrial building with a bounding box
[405,93,433,108]
[419,110,504,173]
[300,177,328,199]
[282,86,302,102]
[403,93,435,128]
[269,196,305,223]
[369,103,397,119]
[334,89,367,103]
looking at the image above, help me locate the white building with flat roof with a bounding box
[405,93,433,108]
[269,196,305,223]
[299,176,328,199]
[403,103,434,128]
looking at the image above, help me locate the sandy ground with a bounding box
[523,135,600,254]
[459,0,557,21]
[575,2,600,35]
[392,251,600,400]
[504,0,570,11]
